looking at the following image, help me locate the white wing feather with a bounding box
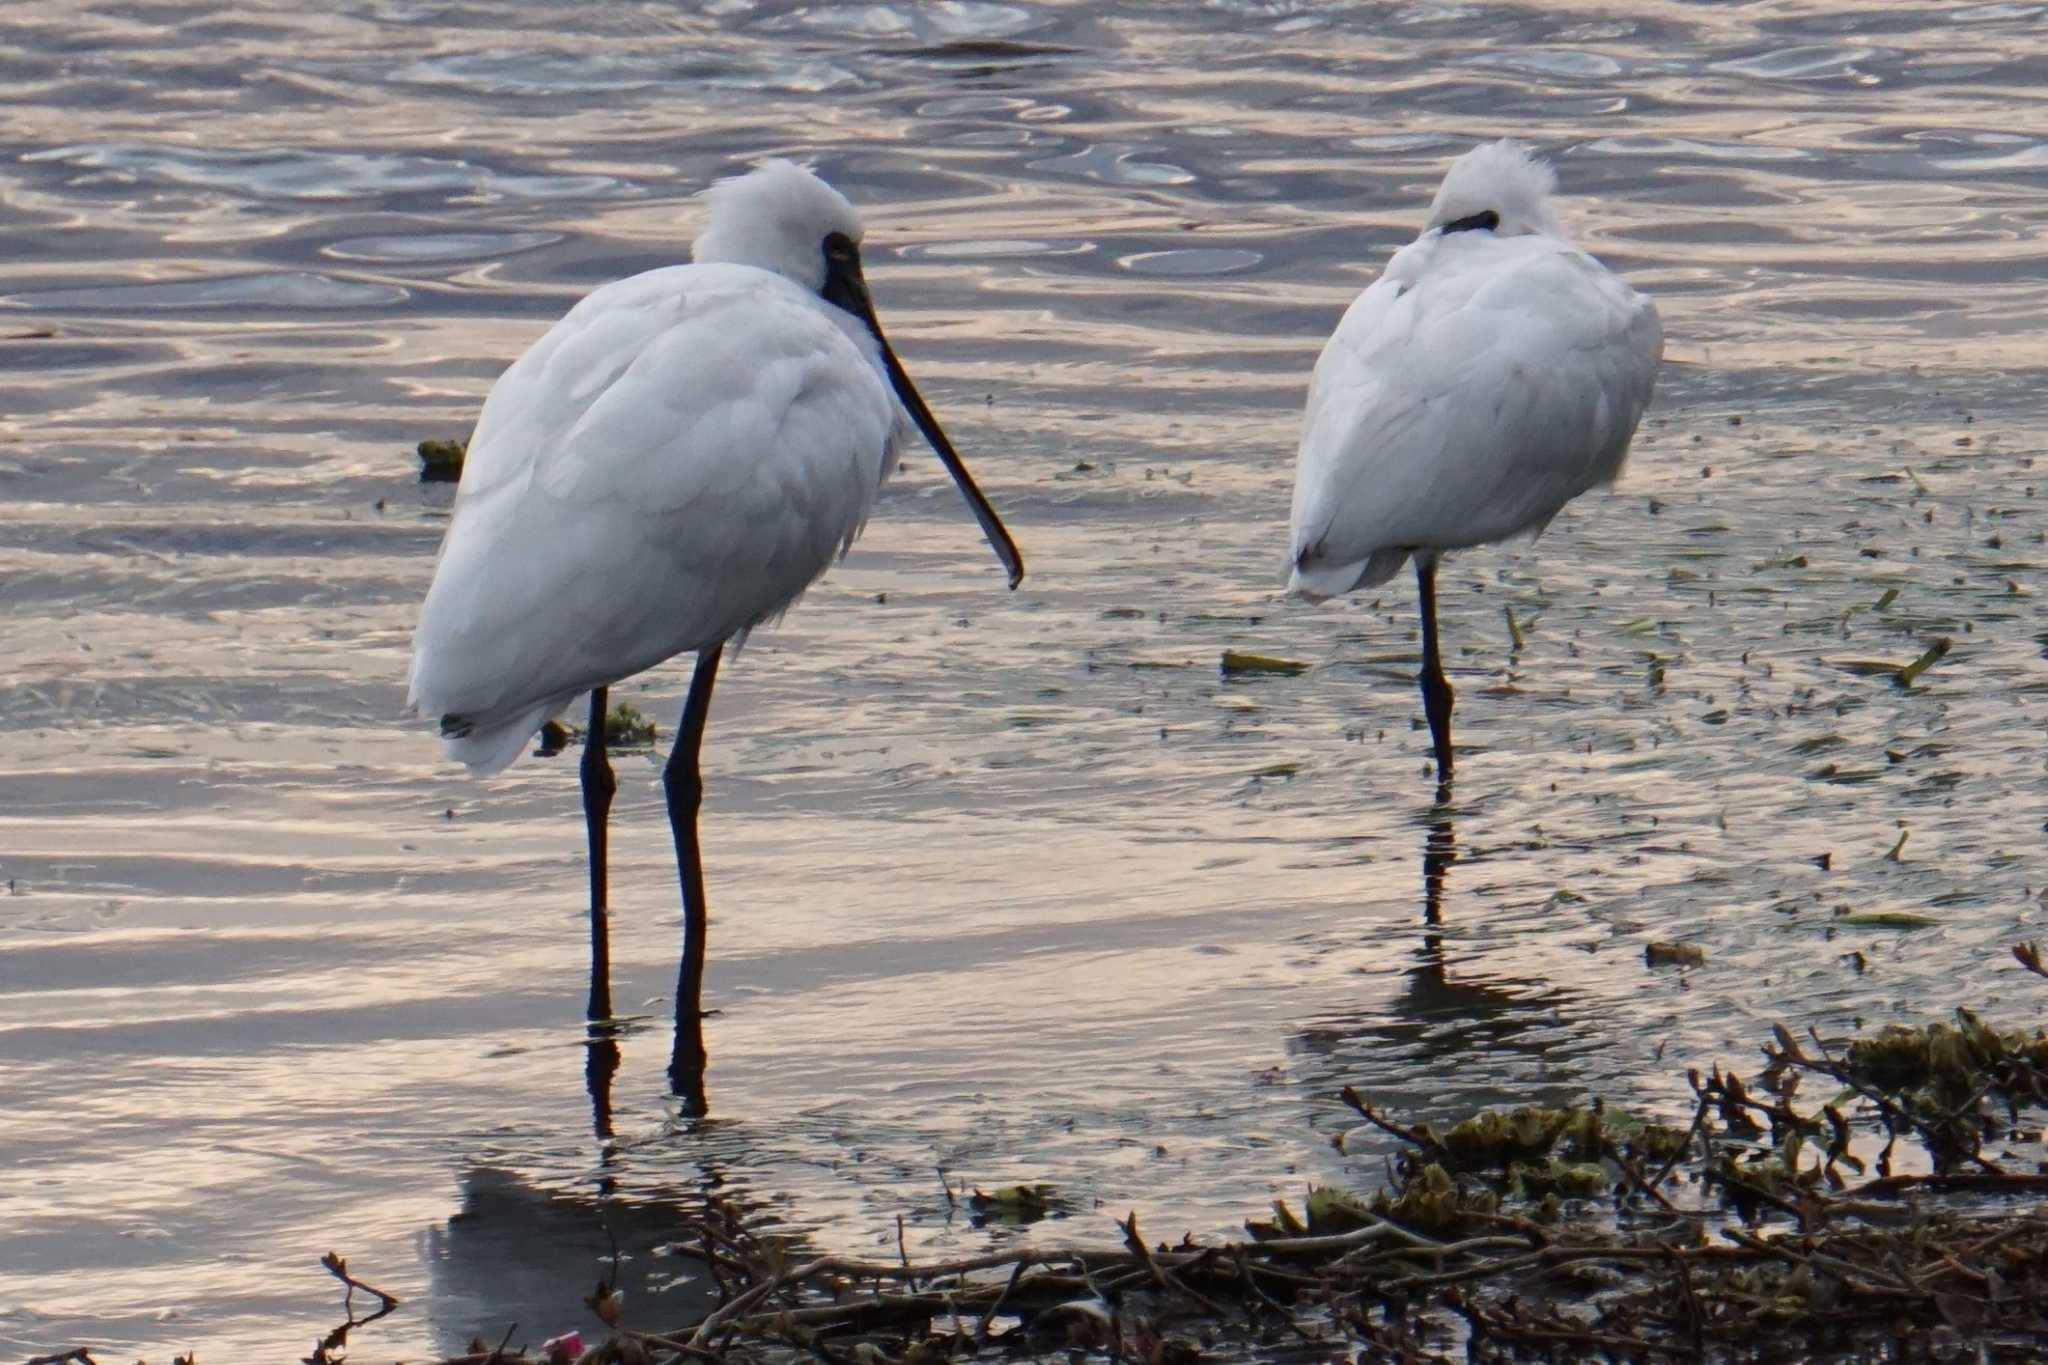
[1290,232,1661,597]
[408,263,897,769]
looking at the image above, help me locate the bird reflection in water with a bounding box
[1397,781,1567,1063]
[1394,780,1560,1063]
[1289,780,1584,1125]
[421,1028,747,1355]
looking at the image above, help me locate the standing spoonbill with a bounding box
[407,160,1024,1102]
[1288,140,1661,782]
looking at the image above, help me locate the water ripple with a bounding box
[25,143,631,204]
[4,1,2048,1361]
[5,272,409,310]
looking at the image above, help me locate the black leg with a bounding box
[1416,557,1456,781]
[664,645,723,1110]
[581,686,617,1022]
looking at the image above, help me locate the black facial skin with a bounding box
[818,231,870,316]
[1440,209,1500,234]
[817,231,1025,589]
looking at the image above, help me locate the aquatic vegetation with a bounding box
[1218,649,1308,676]
[967,1183,1059,1226]
[1834,909,1935,929]
[1645,940,1707,967]
[417,436,468,482]
[1502,604,1528,651]
[1894,637,1951,687]
[597,703,659,747]
[560,702,659,749]
[335,1004,2048,1363]
[1840,1008,2048,1124]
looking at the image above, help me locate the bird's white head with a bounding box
[1424,139,1565,239]
[690,156,1028,591]
[691,158,864,291]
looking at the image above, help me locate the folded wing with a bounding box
[409,264,897,764]
[1290,236,1661,597]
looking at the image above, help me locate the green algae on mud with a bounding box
[590,702,658,747]
[529,703,660,765]
[539,702,660,753]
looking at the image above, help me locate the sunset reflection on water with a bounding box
[1,1,2045,1356]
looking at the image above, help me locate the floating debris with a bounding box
[1218,649,1308,676]
[1835,638,1952,685]
[1644,940,1706,968]
[1895,637,1951,687]
[1835,910,1935,929]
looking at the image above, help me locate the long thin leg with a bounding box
[664,645,724,1107]
[582,686,617,1022]
[1416,558,1456,781]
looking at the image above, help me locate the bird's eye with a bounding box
[822,232,858,261]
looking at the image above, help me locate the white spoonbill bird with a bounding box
[408,160,1024,1101]
[1288,140,1661,782]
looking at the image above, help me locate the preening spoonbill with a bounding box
[408,160,1024,1101]
[1288,140,1661,781]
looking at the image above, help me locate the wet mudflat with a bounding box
[1,1,2046,1359]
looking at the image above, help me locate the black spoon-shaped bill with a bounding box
[820,233,1025,589]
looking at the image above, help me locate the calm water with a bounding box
[3,0,2047,1358]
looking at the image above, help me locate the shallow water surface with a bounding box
[2,1,2047,1358]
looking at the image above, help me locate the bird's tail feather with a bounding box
[440,697,574,776]
[1289,547,1408,602]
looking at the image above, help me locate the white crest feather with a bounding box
[1425,139,1565,238]
[691,158,864,290]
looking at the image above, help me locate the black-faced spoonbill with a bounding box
[1288,140,1661,783]
[408,160,1024,1103]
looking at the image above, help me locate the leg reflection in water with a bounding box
[421,1025,741,1352]
[1284,779,1587,1129]
[586,1023,622,1198]
[1423,780,1456,929]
